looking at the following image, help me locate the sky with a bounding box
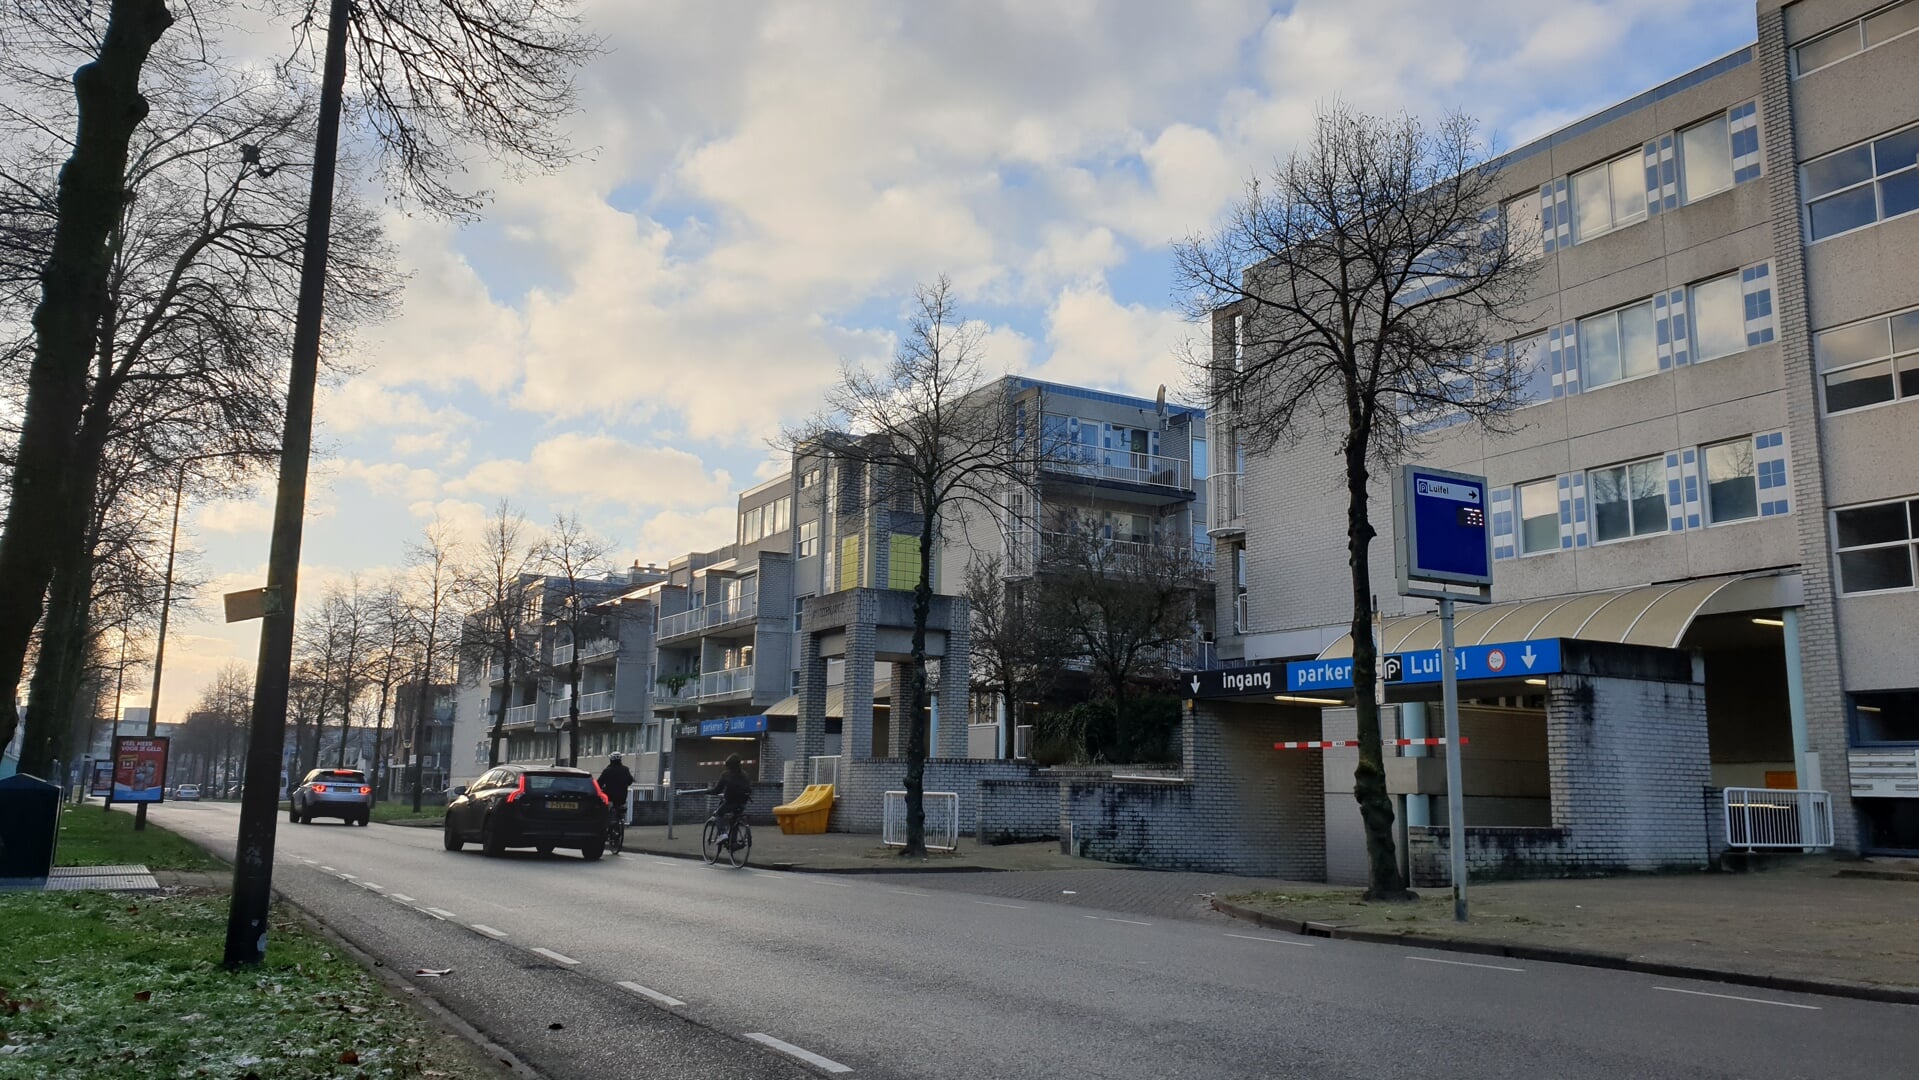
[150,0,1759,724]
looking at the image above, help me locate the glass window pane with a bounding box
[1512,334,1551,404]
[1809,185,1880,239]
[1817,319,1893,369]
[1825,362,1896,412]
[1866,0,1919,45]
[1899,354,1919,400]
[1875,126,1919,177]
[1892,310,1919,354]
[1505,193,1543,260]
[1628,460,1667,535]
[1880,168,1919,220]
[1518,479,1559,554]
[1837,502,1914,547]
[1610,155,1647,225]
[1572,165,1613,240]
[1580,313,1623,387]
[1705,440,1758,523]
[1681,115,1734,201]
[1691,274,1746,361]
[1839,547,1914,593]
[1590,467,1631,542]
[1795,26,1862,73]
[1803,145,1874,199]
[1619,301,1658,379]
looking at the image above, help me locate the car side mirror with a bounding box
[452,786,466,797]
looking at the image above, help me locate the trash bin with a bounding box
[0,773,62,879]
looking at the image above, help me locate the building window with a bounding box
[1702,439,1758,523]
[1794,0,1919,76]
[1509,333,1551,405]
[1853,689,1919,744]
[797,519,819,558]
[1679,114,1735,202]
[1802,122,1919,241]
[1516,478,1559,555]
[1503,191,1543,260]
[1817,306,1919,413]
[1834,498,1919,594]
[801,467,821,489]
[1589,458,1667,543]
[770,495,791,534]
[1689,272,1747,363]
[1579,299,1657,388]
[1571,152,1647,242]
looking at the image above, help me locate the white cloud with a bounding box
[334,460,441,502]
[631,505,741,566]
[1029,284,1199,402]
[448,433,733,508]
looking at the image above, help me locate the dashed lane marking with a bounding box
[887,889,924,897]
[809,879,853,888]
[424,908,458,921]
[1407,956,1523,972]
[531,948,579,966]
[357,881,384,891]
[1082,915,1151,926]
[319,866,338,873]
[1224,933,1315,948]
[744,1033,853,1074]
[337,873,357,881]
[616,981,685,1008]
[389,893,415,903]
[972,900,1025,910]
[1653,986,1820,1010]
[470,924,507,939]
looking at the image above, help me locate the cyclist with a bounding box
[711,753,752,846]
[598,753,635,824]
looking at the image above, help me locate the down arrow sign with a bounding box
[1521,645,1537,669]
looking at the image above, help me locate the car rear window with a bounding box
[524,774,596,794]
[324,770,366,783]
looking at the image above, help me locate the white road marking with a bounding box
[337,873,357,881]
[1406,955,1523,972]
[424,908,459,921]
[470,924,507,939]
[1653,986,1821,1010]
[810,879,853,888]
[389,893,415,903]
[616,981,685,1007]
[887,889,924,897]
[1224,933,1315,948]
[357,881,384,891]
[531,948,579,966]
[1082,915,1151,926]
[319,866,338,873]
[972,900,1025,910]
[743,1033,853,1074]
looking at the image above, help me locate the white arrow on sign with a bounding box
[1521,645,1537,669]
[1191,676,1201,695]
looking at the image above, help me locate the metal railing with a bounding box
[576,690,616,716]
[1013,724,1033,760]
[1723,787,1834,850]
[578,638,620,663]
[504,703,541,726]
[1047,450,1188,490]
[811,755,841,787]
[705,592,758,629]
[1208,471,1244,534]
[658,608,702,640]
[699,664,754,699]
[551,643,575,667]
[883,790,959,851]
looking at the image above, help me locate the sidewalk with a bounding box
[1214,858,1919,1000]
[620,823,1107,873]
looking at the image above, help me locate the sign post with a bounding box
[1393,465,1494,923]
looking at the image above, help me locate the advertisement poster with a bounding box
[111,736,169,803]
[90,759,114,798]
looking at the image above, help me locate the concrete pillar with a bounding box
[1781,608,1816,790]
[937,605,971,759]
[844,598,876,761]
[796,631,827,761]
[888,660,912,756]
[1401,701,1431,827]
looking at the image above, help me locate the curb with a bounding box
[1836,868,1919,883]
[1209,898,1919,1007]
[620,844,1009,875]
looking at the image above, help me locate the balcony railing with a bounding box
[579,638,620,663]
[552,643,575,667]
[1035,532,1216,572]
[576,690,615,716]
[658,608,701,640]
[505,703,541,727]
[655,676,698,705]
[699,665,755,699]
[705,592,758,630]
[1208,471,1244,535]
[1046,449,1188,490]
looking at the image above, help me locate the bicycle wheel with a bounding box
[700,818,720,864]
[607,819,625,855]
[728,822,752,868]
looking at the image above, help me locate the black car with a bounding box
[443,765,610,860]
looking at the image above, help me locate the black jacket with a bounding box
[598,762,635,800]
[712,768,752,808]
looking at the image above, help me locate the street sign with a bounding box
[1286,639,1562,693]
[1395,465,1492,592]
[1184,664,1285,699]
[697,714,768,737]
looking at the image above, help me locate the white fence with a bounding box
[883,790,959,851]
[1723,787,1835,850]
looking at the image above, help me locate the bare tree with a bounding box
[534,512,612,768]
[1040,526,1207,725]
[361,581,410,803]
[782,277,1033,856]
[403,517,460,810]
[963,556,1068,761]
[1175,106,1536,900]
[456,500,542,771]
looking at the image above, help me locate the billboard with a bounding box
[111,735,169,803]
[89,759,115,797]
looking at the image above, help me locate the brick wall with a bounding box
[1406,826,1573,885]
[830,757,1041,834]
[977,778,1062,843]
[1546,672,1713,873]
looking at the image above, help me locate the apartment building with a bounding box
[1197,0,1919,880]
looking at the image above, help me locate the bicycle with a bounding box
[605,810,626,855]
[700,810,751,868]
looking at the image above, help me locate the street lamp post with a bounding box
[134,459,187,832]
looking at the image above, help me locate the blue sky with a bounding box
[160,0,1759,720]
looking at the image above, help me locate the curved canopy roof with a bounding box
[1316,571,1800,659]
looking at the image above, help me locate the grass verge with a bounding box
[55,808,224,872]
[0,891,462,1079]
[370,801,446,825]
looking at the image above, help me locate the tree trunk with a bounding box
[488,634,511,768]
[1345,435,1411,901]
[369,680,390,804]
[902,511,936,857]
[0,0,174,759]
[18,484,102,778]
[566,656,581,767]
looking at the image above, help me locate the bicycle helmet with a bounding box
[608,752,622,762]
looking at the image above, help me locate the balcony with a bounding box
[1035,532,1215,573]
[552,643,574,667]
[579,638,620,663]
[1208,471,1244,537]
[1044,449,1189,492]
[576,690,615,717]
[658,607,702,641]
[504,702,541,727]
[699,664,755,700]
[704,592,758,631]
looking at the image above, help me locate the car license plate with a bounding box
[549,800,579,810]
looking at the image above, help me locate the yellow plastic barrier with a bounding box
[773,784,835,835]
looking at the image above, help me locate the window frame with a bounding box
[1502,191,1544,262]
[796,518,820,558]
[1587,456,1670,545]
[1507,331,1552,408]
[1793,0,1919,77]
[1578,297,1659,390]
[1700,437,1760,526]
[1514,477,1561,556]
[1678,112,1736,204]
[1571,151,1648,243]
[1802,119,1919,243]
[1816,304,1919,415]
[1688,270,1749,364]
[1831,496,1919,596]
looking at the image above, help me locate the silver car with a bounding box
[290,768,372,826]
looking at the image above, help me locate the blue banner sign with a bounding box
[1400,465,1493,588]
[697,714,768,737]
[1286,639,1563,693]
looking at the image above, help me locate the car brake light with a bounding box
[505,774,527,803]
[358,786,371,795]
[591,779,611,806]
[313,784,328,793]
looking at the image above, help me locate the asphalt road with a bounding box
[155,802,1918,1080]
